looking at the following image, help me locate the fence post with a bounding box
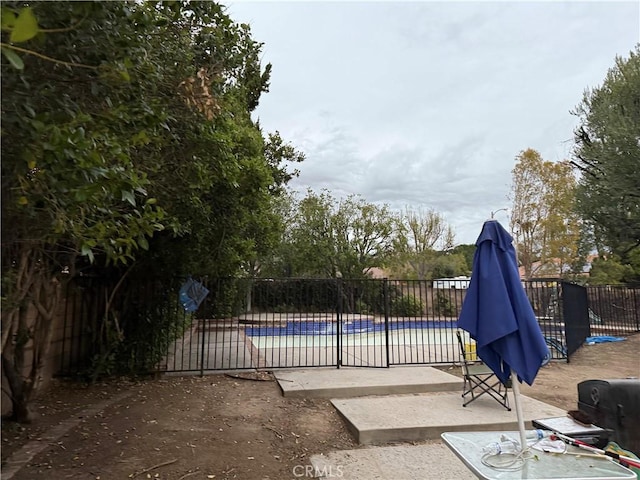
[336,278,342,369]
[383,278,390,368]
[199,316,206,376]
[59,283,72,375]
[635,287,640,332]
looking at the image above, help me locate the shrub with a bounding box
[354,299,372,314]
[391,295,424,316]
[434,291,456,316]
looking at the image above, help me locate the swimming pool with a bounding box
[244,318,458,336]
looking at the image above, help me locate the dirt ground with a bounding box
[2,334,639,480]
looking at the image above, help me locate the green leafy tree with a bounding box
[430,253,469,279]
[2,2,169,422]
[509,149,582,279]
[332,195,395,279]
[571,45,640,283]
[254,191,298,277]
[448,244,476,274]
[389,207,455,279]
[280,191,395,278]
[588,256,636,285]
[288,190,337,277]
[1,1,299,421]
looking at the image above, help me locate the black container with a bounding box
[577,379,640,454]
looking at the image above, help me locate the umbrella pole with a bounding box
[510,370,528,450]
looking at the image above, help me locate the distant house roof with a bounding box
[367,267,386,279]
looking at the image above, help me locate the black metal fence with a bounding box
[586,285,640,335]
[164,278,470,373]
[55,274,187,377]
[54,277,640,377]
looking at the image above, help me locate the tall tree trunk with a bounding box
[2,304,34,423]
[1,246,63,423]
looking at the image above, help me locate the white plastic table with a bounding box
[441,431,636,480]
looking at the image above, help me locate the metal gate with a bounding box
[336,279,388,368]
[561,281,590,361]
[161,278,465,373]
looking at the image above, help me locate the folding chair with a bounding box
[456,330,511,411]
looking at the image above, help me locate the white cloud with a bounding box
[226,1,640,243]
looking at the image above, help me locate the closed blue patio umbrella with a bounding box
[457,219,549,449]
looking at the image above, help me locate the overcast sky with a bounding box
[225,1,639,244]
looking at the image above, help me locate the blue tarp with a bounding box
[586,336,626,344]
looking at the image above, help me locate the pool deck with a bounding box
[277,365,462,398]
[274,366,566,479]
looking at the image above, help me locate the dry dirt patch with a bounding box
[2,334,639,479]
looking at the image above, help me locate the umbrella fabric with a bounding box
[457,220,548,386]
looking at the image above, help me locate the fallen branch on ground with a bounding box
[264,425,284,439]
[131,458,178,478]
[224,372,274,382]
[177,470,199,480]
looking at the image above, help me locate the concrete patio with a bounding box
[275,366,566,479]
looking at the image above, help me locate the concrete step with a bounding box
[275,366,462,398]
[332,392,566,445]
[310,442,476,480]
